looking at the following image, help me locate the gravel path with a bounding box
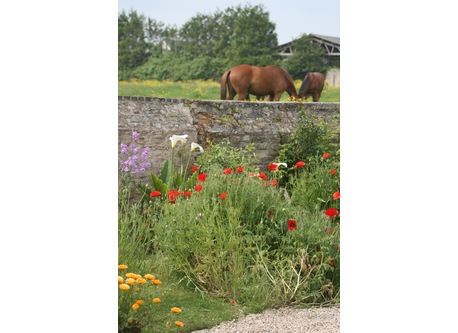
[191,306,340,333]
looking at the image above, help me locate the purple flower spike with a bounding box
[132,131,140,141]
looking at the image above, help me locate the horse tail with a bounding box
[281,68,298,98]
[220,70,230,100]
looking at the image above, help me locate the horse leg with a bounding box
[272,92,282,101]
[313,92,320,102]
[237,90,249,100]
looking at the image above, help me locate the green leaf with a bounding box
[150,173,169,194]
[159,159,172,184]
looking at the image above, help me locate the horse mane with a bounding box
[299,72,311,94]
[279,67,298,97]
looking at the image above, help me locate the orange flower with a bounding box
[171,307,182,313]
[136,278,147,284]
[126,278,136,285]
[132,303,140,310]
[153,298,161,303]
[144,274,155,280]
[126,273,140,279]
[119,284,130,290]
[135,300,144,305]
[152,279,162,285]
[118,264,128,270]
[175,321,184,327]
[118,276,124,283]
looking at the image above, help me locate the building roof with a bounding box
[275,34,340,57]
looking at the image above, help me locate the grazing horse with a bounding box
[298,72,325,102]
[220,64,298,101]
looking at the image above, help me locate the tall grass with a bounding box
[118,112,340,332]
[118,79,340,102]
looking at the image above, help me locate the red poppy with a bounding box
[295,161,306,168]
[287,220,297,231]
[268,210,274,217]
[271,180,278,186]
[149,190,161,198]
[220,192,227,200]
[330,169,337,175]
[222,168,233,175]
[231,300,235,306]
[329,259,335,266]
[191,165,199,173]
[268,163,278,171]
[197,173,207,182]
[235,166,244,173]
[184,191,191,197]
[257,172,267,180]
[324,208,339,218]
[333,191,340,200]
[322,153,331,159]
[194,184,203,192]
[249,172,256,177]
[168,192,176,203]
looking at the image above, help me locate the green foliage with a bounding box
[118,133,340,330]
[283,33,328,79]
[275,110,339,187]
[118,10,151,76]
[194,138,259,171]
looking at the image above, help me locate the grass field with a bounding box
[118,79,340,102]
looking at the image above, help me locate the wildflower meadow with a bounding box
[118,111,340,332]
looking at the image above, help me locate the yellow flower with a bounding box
[135,300,144,305]
[153,298,161,303]
[144,274,155,280]
[152,279,162,285]
[119,284,130,290]
[126,278,136,285]
[171,307,182,313]
[118,264,128,270]
[132,303,140,310]
[136,278,147,284]
[175,321,184,327]
[118,276,124,283]
[126,273,141,279]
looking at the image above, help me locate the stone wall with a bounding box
[118,97,340,175]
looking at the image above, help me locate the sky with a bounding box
[118,0,339,45]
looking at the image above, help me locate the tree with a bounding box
[118,10,151,78]
[283,34,327,80]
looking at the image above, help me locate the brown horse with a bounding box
[220,64,298,101]
[298,72,325,102]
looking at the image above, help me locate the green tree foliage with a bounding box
[283,34,328,80]
[118,7,339,81]
[118,10,151,79]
